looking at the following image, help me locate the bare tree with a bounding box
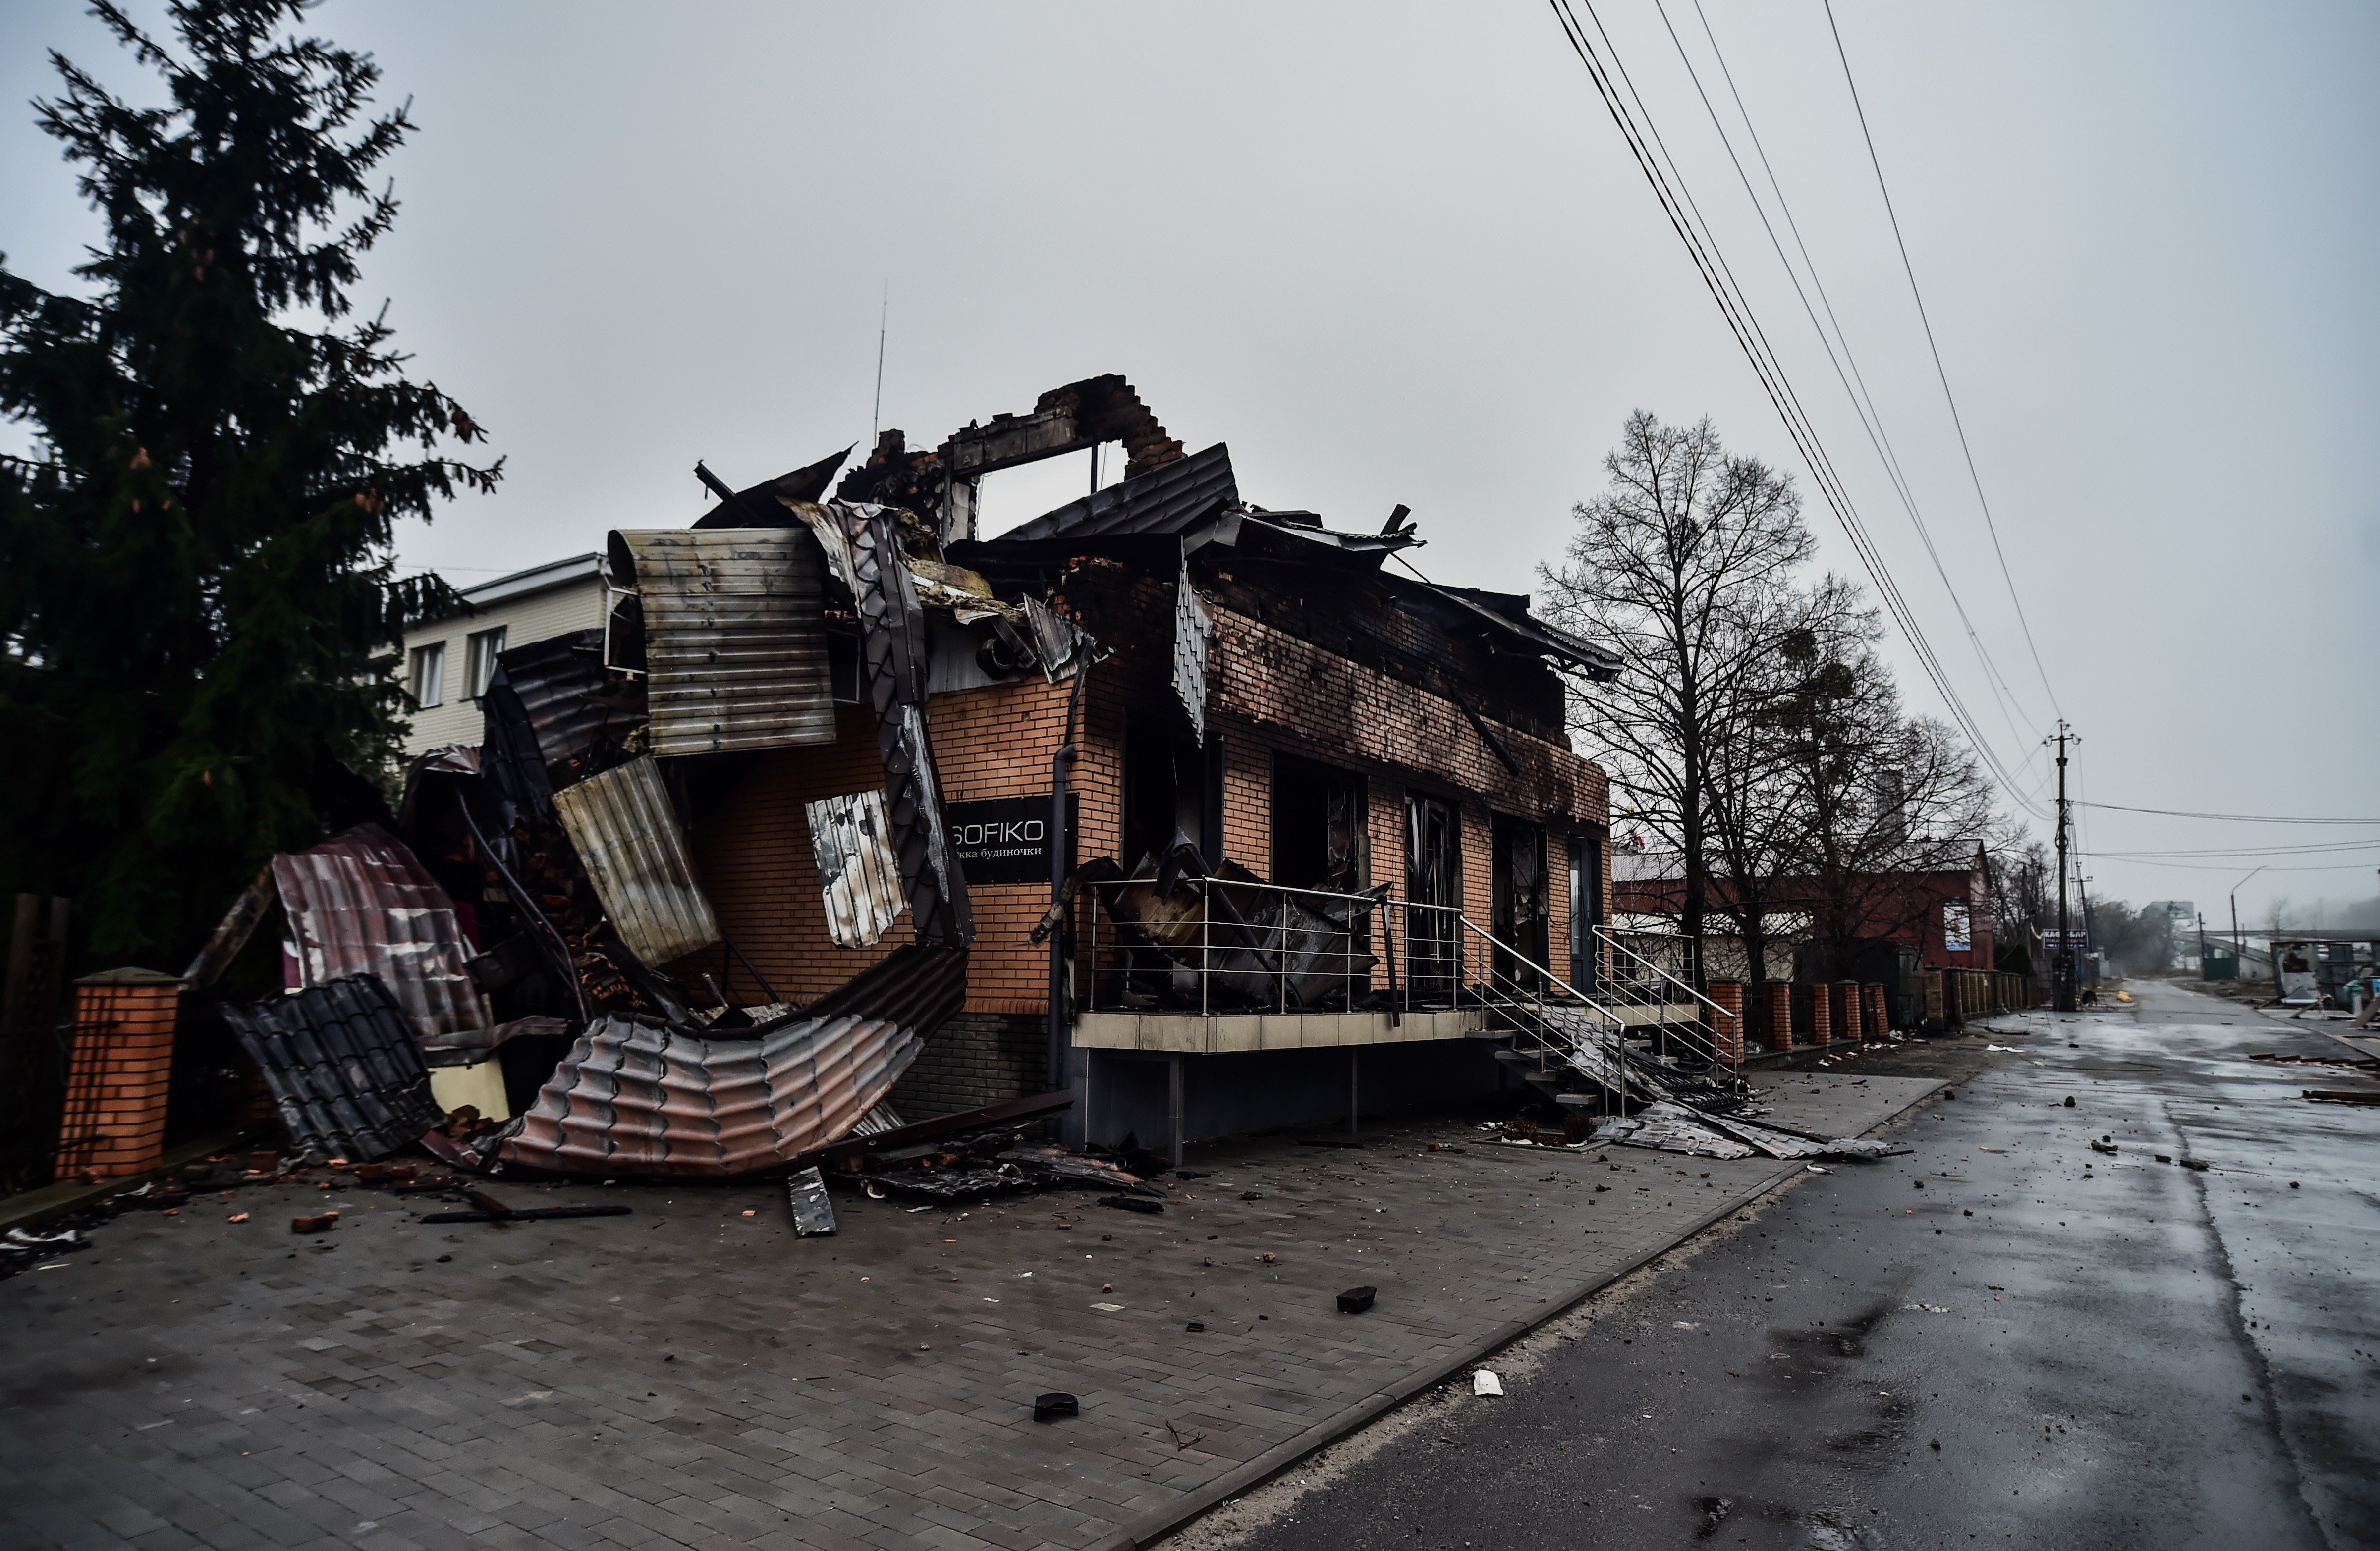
[1772,616,1997,980]
[1700,575,1861,983]
[1542,412,1811,987]
[1988,836,2053,973]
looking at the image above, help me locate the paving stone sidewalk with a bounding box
[0,1072,1945,1551]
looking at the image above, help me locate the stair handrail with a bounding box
[1590,924,1734,1022]
[1588,924,1743,1078]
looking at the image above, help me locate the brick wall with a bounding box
[53,973,183,1180]
[889,1011,1047,1119]
[688,563,1614,1117]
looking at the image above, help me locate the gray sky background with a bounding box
[4,1,2375,925]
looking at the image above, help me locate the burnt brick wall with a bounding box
[690,559,1613,1024]
[888,1011,1046,1118]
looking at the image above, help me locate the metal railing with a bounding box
[1073,878,1742,1111]
[1590,925,1743,1079]
[1077,875,1457,1019]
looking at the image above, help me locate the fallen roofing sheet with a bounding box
[272,825,490,1043]
[550,755,721,967]
[805,789,905,949]
[488,630,639,774]
[1592,1102,1757,1159]
[220,975,444,1163]
[1693,1108,1897,1160]
[422,1014,569,1070]
[1172,557,1213,745]
[834,503,972,947]
[1594,1099,1897,1161]
[1001,441,1239,542]
[491,944,969,1177]
[608,527,834,756]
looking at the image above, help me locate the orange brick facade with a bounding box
[53,972,183,1180]
[688,590,1612,1031]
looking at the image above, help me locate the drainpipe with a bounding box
[1046,738,1077,1093]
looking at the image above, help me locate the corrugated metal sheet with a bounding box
[836,504,975,947]
[272,825,490,1043]
[220,976,444,1162]
[1001,441,1237,542]
[1172,557,1213,745]
[550,756,721,966]
[494,945,969,1177]
[805,789,905,948]
[609,528,833,756]
[495,629,638,767]
[1021,595,1084,679]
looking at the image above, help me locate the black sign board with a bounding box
[947,796,1079,887]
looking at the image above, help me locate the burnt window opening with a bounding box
[1491,815,1549,990]
[1405,793,1460,999]
[1270,754,1367,896]
[1568,831,1604,991]
[1122,712,1219,872]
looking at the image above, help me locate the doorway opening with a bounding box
[1405,794,1460,999]
[1491,815,1549,990]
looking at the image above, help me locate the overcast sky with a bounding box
[4,1,2375,924]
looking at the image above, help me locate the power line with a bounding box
[2078,801,2380,826]
[1823,0,2061,720]
[1543,0,2048,821]
[1561,0,2045,815]
[1654,0,2046,754]
[2087,838,2380,859]
[2078,854,2380,875]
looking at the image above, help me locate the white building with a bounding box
[397,553,610,755]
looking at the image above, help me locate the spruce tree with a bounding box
[0,0,497,964]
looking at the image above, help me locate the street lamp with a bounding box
[2229,865,2267,975]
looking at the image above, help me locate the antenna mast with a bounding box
[870,282,888,445]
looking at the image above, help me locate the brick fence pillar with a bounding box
[1706,979,1744,1062]
[53,968,183,1181]
[1808,981,1832,1047]
[1863,983,1884,1039]
[1768,981,1793,1051]
[1835,980,1861,1041]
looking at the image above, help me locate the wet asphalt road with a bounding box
[1226,979,2380,1550]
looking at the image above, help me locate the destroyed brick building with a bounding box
[682,376,1626,1149]
[65,375,1721,1188]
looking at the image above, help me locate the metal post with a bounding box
[1168,1054,1185,1168]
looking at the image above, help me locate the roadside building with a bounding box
[1610,841,1995,1027]
[397,554,610,755]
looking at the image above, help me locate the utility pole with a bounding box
[2046,722,2078,1012]
[2229,864,2267,980]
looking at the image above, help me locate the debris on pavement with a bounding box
[1337,1285,1376,1314]
[413,1204,633,1225]
[1592,1100,1898,1162]
[787,1167,837,1235]
[221,976,444,1164]
[1034,1392,1079,1422]
[1473,1370,1504,1397]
